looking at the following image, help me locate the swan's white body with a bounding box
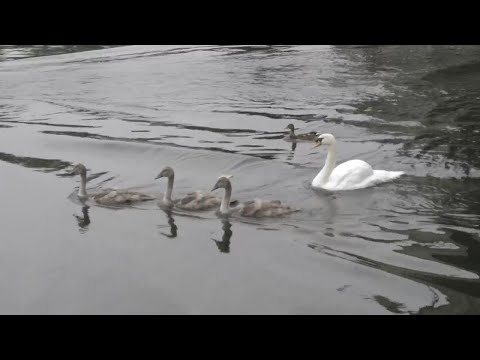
[311,134,404,191]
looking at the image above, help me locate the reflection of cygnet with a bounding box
[73,205,91,233]
[212,218,232,254]
[160,209,178,238]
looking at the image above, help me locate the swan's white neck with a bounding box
[78,172,87,198]
[313,143,337,186]
[163,175,174,203]
[220,182,232,214]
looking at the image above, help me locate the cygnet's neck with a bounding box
[314,143,337,185]
[289,128,295,138]
[78,172,87,198]
[163,174,174,203]
[220,182,232,214]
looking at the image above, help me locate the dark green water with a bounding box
[0,45,479,314]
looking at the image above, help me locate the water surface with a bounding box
[1,45,479,314]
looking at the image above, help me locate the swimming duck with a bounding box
[285,123,317,141]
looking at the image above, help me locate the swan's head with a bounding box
[313,133,336,148]
[211,175,233,191]
[155,166,175,180]
[285,124,295,131]
[70,163,87,176]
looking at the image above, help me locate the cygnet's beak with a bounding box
[211,184,219,192]
[155,174,163,180]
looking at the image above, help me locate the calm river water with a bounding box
[1,45,479,314]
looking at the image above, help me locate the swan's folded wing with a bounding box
[94,190,154,205]
[126,191,155,202]
[258,206,299,217]
[175,191,223,210]
[238,199,299,217]
[176,192,200,206]
[329,160,373,189]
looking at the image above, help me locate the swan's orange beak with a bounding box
[312,139,322,149]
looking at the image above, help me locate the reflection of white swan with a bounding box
[211,175,299,217]
[311,134,405,191]
[71,163,154,205]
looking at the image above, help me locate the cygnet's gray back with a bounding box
[238,199,299,218]
[174,191,221,211]
[94,190,155,206]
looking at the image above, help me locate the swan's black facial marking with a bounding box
[313,137,323,148]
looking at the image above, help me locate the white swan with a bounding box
[311,134,405,191]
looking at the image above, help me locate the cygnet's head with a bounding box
[155,166,174,180]
[70,163,87,176]
[211,175,233,191]
[285,124,295,131]
[313,133,336,148]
